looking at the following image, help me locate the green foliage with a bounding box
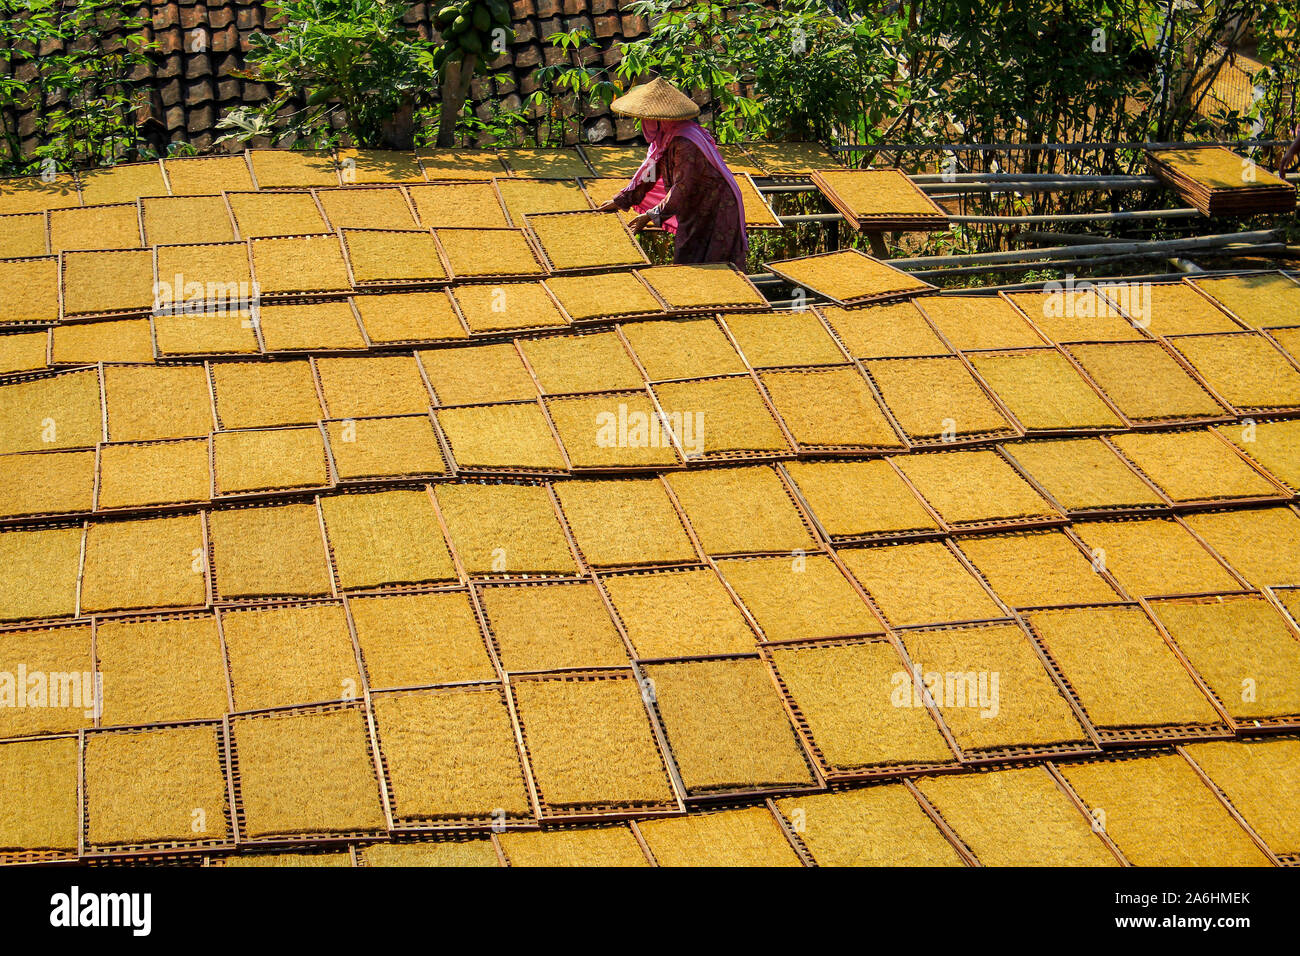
[527,28,625,145]
[0,0,157,174]
[616,1,1300,160]
[216,0,440,148]
[617,1,766,142]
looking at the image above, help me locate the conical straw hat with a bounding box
[610,77,700,120]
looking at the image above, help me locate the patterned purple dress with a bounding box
[612,137,748,270]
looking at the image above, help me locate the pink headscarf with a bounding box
[628,119,748,252]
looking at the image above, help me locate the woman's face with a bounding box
[642,119,659,139]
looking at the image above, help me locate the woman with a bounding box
[596,77,748,270]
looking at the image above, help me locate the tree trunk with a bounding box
[436,53,479,147]
[381,95,417,150]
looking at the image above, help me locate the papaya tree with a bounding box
[432,0,516,146]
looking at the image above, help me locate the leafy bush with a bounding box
[615,0,1300,161]
[216,0,441,148]
[0,0,157,174]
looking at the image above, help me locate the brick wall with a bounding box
[0,0,653,159]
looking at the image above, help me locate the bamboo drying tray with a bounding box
[226,191,329,238]
[324,414,448,481]
[318,488,458,590]
[1057,753,1271,865]
[141,195,236,246]
[998,437,1166,515]
[552,477,697,568]
[249,234,353,296]
[524,211,648,272]
[418,342,539,406]
[257,300,366,354]
[773,785,963,867]
[220,602,359,712]
[371,687,532,827]
[664,466,815,556]
[103,364,214,441]
[209,359,323,430]
[818,300,951,359]
[1189,272,1300,329]
[579,146,646,178]
[765,639,958,776]
[967,350,1124,433]
[1167,332,1300,414]
[722,310,845,367]
[50,318,154,366]
[641,658,816,796]
[347,590,495,689]
[407,182,510,228]
[435,401,568,475]
[212,425,330,495]
[758,366,905,453]
[619,317,746,379]
[417,148,510,181]
[336,148,426,184]
[478,580,629,672]
[434,228,547,281]
[451,282,569,334]
[782,459,941,541]
[915,765,1117,866]
[1064,341,1229,423]
[315,354,432,418]
[79,513,208,613]
[716,553,878,642]
[77,162,165,206]
[48,202,142,252]
[811,168,947,231]
[544,271,665,323]
[229,705,387,841]
[518,331,644,394]
[1023,604,1223,741]
[353,290,468,344]
[1146,146,1295,217]
[247,149,340,189]
[838,540,1005,627]
[0,172,79,214]
[0,367,103,455]
[897,622,1093,759]
[316,186,418,230]
[862,356,1015,443]
[765,249,935,307]
[207,502,334,600]
[1182,506,1300,589]
[433,481,579,577]
[0,448,95,519]
[0,212,48,257]
[497,148,593,179]
[955,530,1121,608]
[597,565,756,659]
[62,249,155,318]
[1109,429,1285,504]
[1070,518,1243,597]
[164,154,255,194]
[1149,595,1300,728]
[96,438,210,510]
[636,264,768,313]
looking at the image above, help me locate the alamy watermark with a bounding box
[892,664,1000,718]
[595,403,705,457]
[0,666,102,718]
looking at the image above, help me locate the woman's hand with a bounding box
[628,212,653,233]
[596,201,619,213]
